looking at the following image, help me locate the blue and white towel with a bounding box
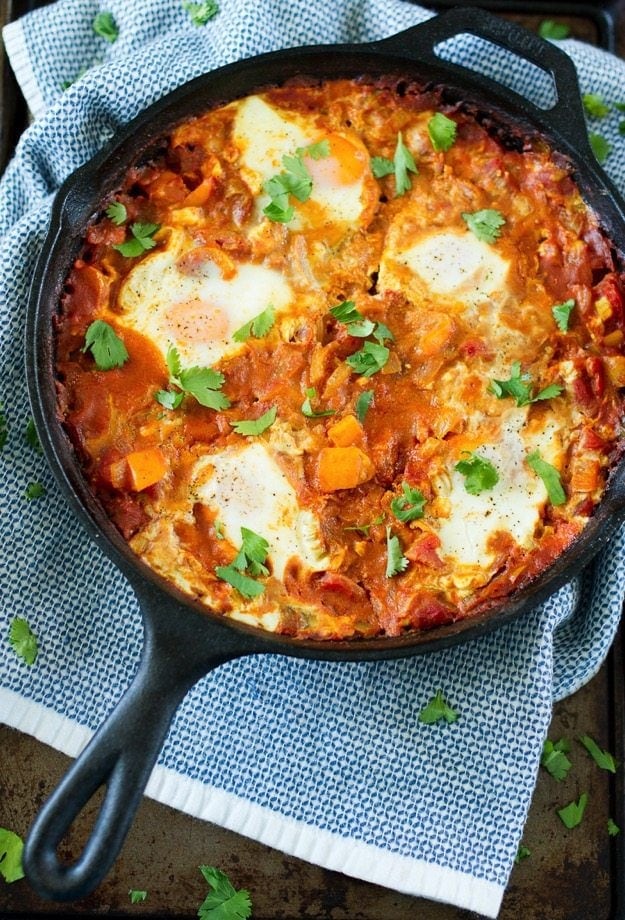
[2,2,625,915]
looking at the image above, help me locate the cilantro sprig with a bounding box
[455,452,499,495]
[157,345,230,411]
[232,305,275,342]
[462,209,506,244]
[215,527,270,598]
[541,738,572,782]
[418,689,458,725]
[8,617,38,666]
[428,113,457,152]
[301,387,335,418]
[0,828,25,883]
[113,222,160,258]
[385,526,408,577]
[263,153,313,223]
[489,362,562,407]
[391,482,426,523]
[330,301,394,378]
[198,865,251,920]
[230,406,277,436]
[527,450,566,505]
[552,299,575,332]
[371,131,418,196]
[82,319,129,371]
[106,201,127,225]
[346,340,390,377]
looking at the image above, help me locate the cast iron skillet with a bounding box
[23,7,625,902]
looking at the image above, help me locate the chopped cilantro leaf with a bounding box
[538,20,570,40]
[82,319,129,371]
[301,387,335,418]
[93,11,118,42]
[608,818,620,837]
[455,452,499,495]
[155,389,184,410]
[541,738,572,781]
[385,526,408,577]
[489,361,562,406]
[8,617,38,666]
[428,113,457,152]
[418,689,458,725]
[297,139,330,160]
[165,346,230,410]
[391,482,426,523]
[166,344,183,379]
[198,865,252,920]
[263,153,312,223]
[344,514,384,536]
[232,305,275,342]
[0,403,7,450]
[24,482,45,501]
[230,406,277,436]
[106,201,127,225]
[330,300,363,324]
[589,132,611,164]
[183,1,219,25]
[582,93,610,119]
[462,208,506,244]
[354,389,374,423]
[25,418,42,453]
[0,828,25,883]
[552,299,575,331]
[346,340,390,377]
[527,450,566,505]
[579,734,617,773]
[393,131,418,196]
[129,889,147,903]
[113,222,160,257]
[558,793,588,829]
[371,156,395,178]
[515,844,531,864]
[372,322,394,344]
[215,565,265,598]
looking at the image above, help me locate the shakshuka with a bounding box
[55,77,625,639]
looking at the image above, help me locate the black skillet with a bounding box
[23,6,625,902]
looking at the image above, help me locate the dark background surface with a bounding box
[2,0,625,917]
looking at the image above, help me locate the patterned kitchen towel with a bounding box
[2,1,625,916]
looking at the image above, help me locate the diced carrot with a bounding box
[570,458,601,493]
[603,355,625,387]
[327,414,363,447]
[125,448,167,492]
[317,446,374,492]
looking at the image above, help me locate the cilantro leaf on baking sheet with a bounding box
[579,735,617,773]
[230,406,277,436]
[106,201,127,225]
[526,451,566,505]
[538,20,570,40]
[129,889,147,903]
[385,526,408,578]
[113,222,160,257]
[541,737,572,782]
[82,320,129,370]
[354,389,374,423]
[608,818,620,836]
[558,793,588,829]
[8,617,38,666]
[197,865,252,920]
[515,844,531,864]
[418,689,458,725]
[183,1,219,26]
[263,153,313,223]
[232,305,275,342]
[301,387,335,418]
[455,452,499,495]
[428,113,457,152]
[393,132,418,196]
[0,828,25,883]
[93,11,118,43]
[589,132,611,164]
[552,299,575,331]
[391,482,426,523]
[462,208,506,244]
[489,362,562,407]
[164,345,230,411]
[582,93,610,119]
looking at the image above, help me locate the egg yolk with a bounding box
[304,133,368,187]
[167,298,230,346]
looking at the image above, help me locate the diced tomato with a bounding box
[405,532,445,569]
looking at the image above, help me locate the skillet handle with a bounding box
[374,7,592,157]
[22,591,261,902]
